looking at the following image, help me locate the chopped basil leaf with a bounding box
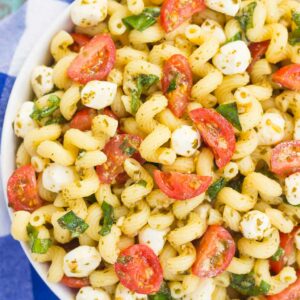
[57,211,89,238]
[271,247,285,261]
[216,102,242,131]
[119,138,137,156]
[236,2,257,32]
[122,7,160,31]
[289,12,300,45]
[30,95,61,121]
[167,73,179,93]
[99,201,114,236]
[256,161,278,181]
[226,174,245,193]
[137,179,147,187]
[45,115,67,125]
[130,90,142,114]
[225,32,242,44]
[207,177,227,200]
[27,224,52,254]
[148,281,172,300]
[292,11,300,27]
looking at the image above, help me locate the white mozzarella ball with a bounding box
[294,118,300,140]
[240,210,271,240]
[71,0,107,28]
[212,41,251,75]
[138,226,169,255]
[285,172,300,206]
[182,278,215,300]
[201,19,226,43]
[81,80,117,110]
[64,246,101,278]
[115,283,147,300]
[257,113,285,145]
[204,0,241,16]
[171,125,200,157]
[42,163,75,193]
[14,101,38,138]
[31,65,54,98]
[76,287,110,300]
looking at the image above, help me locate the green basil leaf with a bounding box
[45,115,67,125]
[271,247,285,261]
[167,73,179,93]
[99,201,114,236]
[226,174,245,193]
[207,177,227,200]
[57,211,89,238]
[119,138,137,156]
[30,95,61,121]
[289,28,300,46]
[130,90,142,114]
[216,102,242,130]
[122,7,160,31]
[292,11,300,27]
[225,32,242,44]
[236,2,257,32]
[256,161,278,181]
[27,224,52,254]
[148,281,172,300]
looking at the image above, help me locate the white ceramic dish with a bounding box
[1,5,75,300]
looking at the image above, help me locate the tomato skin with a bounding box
[70,108,97,131]
[247,40,270,73]
[70,33,91,52]
[96,134,142,184]
[272,64,300,91]
[153,170,212,200]
[189,108,236,169]
[160,0,206,33]
[7,165,42,212]
[270,141,300,176]
[192,225,236,278]
[61,276,90,289]
[114,244,163,294]
[102,107,118,120]
[162,54,193,118]
[67,34,116,84]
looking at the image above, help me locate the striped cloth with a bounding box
[0,1,73,299]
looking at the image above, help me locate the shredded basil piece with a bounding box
[226,174,245,193]
[216,102,242,131]
[289,12,300,45]
[256,161,278,181]
[167,73,179,93]
[137,179,147,187]
[225,32,242,44]
[207,178,227,200]
[148,282,172,300]
[99,201,114,236]
[271,247,285,262]
[27,224,52,254]
[122,7,160,31]
[236,2,257,32]
[57,211,89,238]
[119,138,137,156]
[45,115,66,125]
[30,95,61,121]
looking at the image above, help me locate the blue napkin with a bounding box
[0,1,73,299]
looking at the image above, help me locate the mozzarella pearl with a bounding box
[76,287,110,300]
[204,0,241,16]
[14,101,38,138]
[212,41,251,75]
[285,172,300,206]
[64,246,101,278]
[71,0,107,28]
[31,66,54,98]
[171,125,200,157]
[114,283,147,300]
[42,163,75,193]
[240,210,271,240]
[201,19,226,43]
[81,80,117,110]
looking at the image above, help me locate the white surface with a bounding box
[1,5,76,300]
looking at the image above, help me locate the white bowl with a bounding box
[1,5,75,300]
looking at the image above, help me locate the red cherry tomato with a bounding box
[270,141,300,175]
[272,64,300,91]
[70,108,97,131]
[114,244,163,294]
[70,33,91,52]
[7,165,42,212]
[267,271,300,300]
[192,225,236,278]
[247,40,270,73]
[96,134,142,183]
[102,107,118,120]
[189,108,236,169]
[61,276,90,289]
[153,170,212,200]
[161,0,206,33]
[67,34,116,84]
[162,54,193,118]
[270,227,300,274]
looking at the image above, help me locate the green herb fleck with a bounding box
[225,32,242,44]
[137,179,147,187]
[26,224,52,254]
[167,73,179,93]
[30,95,61,121]
[207,177,227,200]
[226,174,245,193]
[45,115,66,125]
[148,281,172,300]
[236,2,257,32]
[99,201,114,236]
[271,247,285,262]
[216,102,242,131]
[119,138,137,156]
[289,12,300,46]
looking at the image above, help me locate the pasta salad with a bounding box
[7,0,300,299]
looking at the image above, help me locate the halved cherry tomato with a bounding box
[7,165,42,212]
[267,271,300,300]
[114,244,163,294]
[70,33,91,52]
[189,108,236,169]
[272,64,300,91]
[96,134,142,183]
[61,276,90,289]
[102,107,118,120]
[153,170,212,200]
[162,54,193,118]
[247,40,270,73]
[192,225,235,278]
[161,0,206,33]
[67,34,116,84]
[270,227,300,274]
[70,108,97,131]
[270,141,300,175]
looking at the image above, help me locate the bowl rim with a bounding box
[1,4,76,300]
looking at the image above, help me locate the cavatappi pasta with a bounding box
[8,0,300,299]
